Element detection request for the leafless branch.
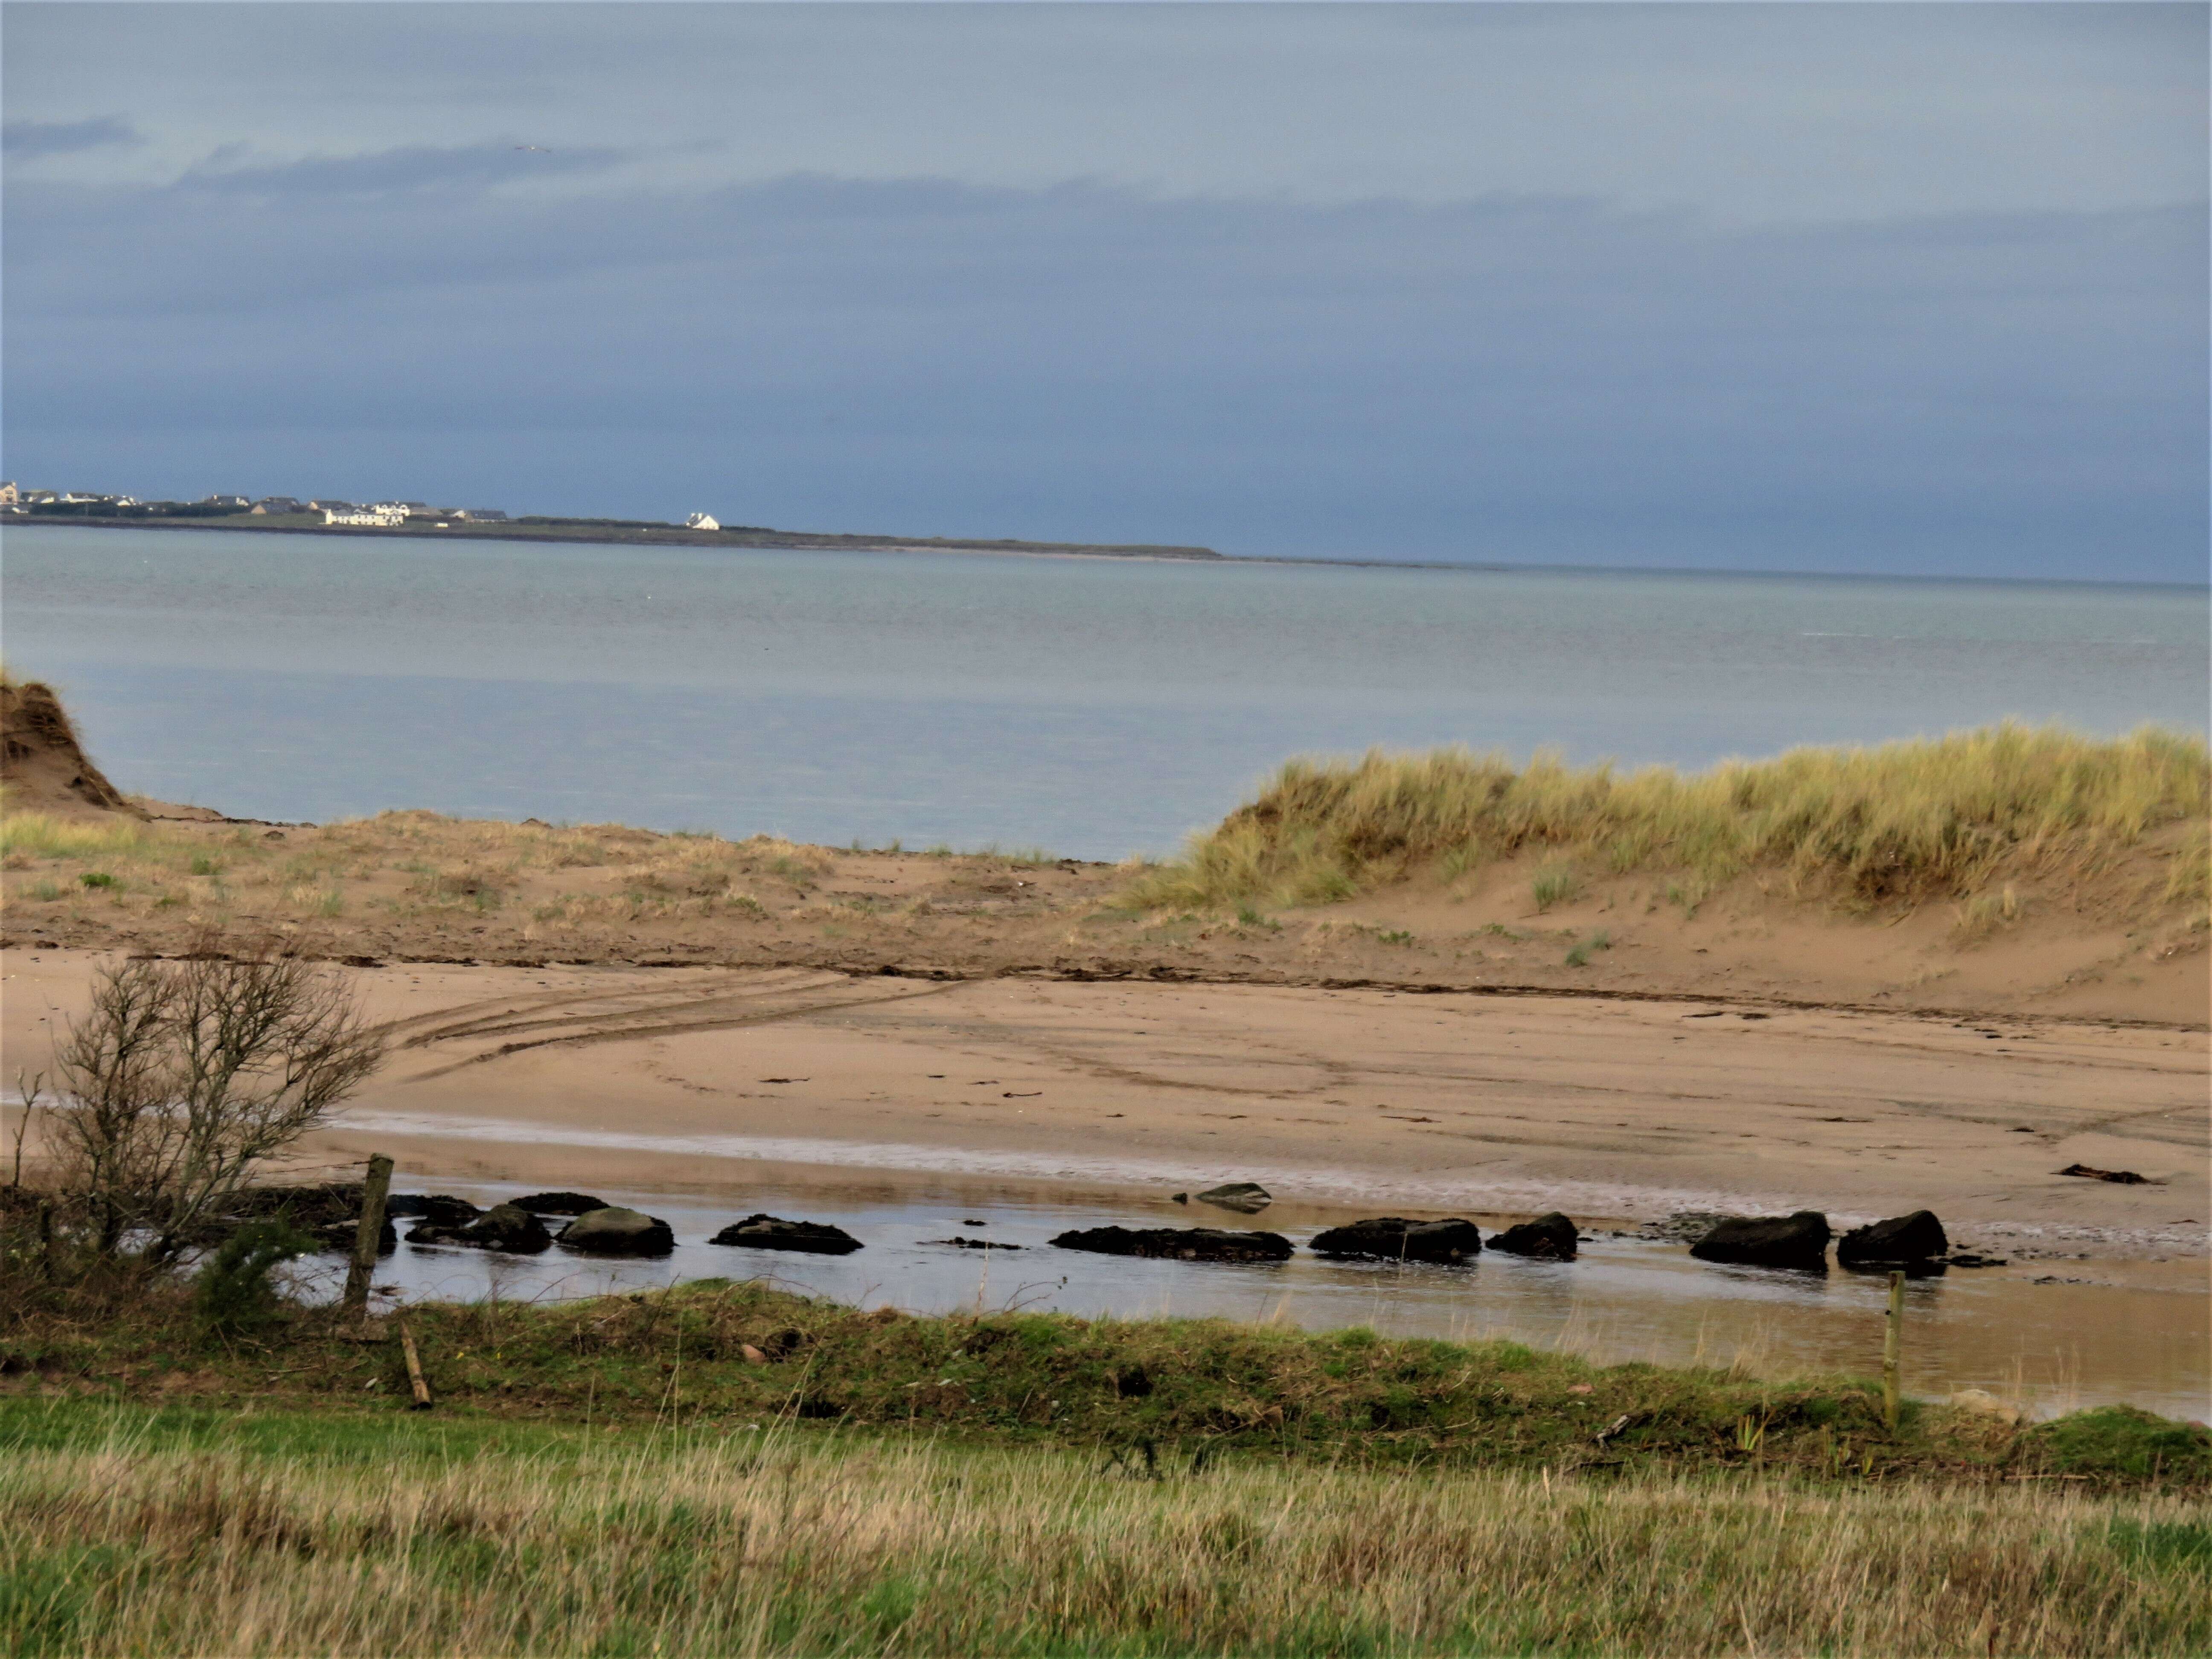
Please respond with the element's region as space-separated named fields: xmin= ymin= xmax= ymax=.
xmin=47 ymin=945 xmax=385 ymax=1264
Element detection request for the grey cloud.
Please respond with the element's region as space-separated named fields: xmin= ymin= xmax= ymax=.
xmin=3 ymin=5 xmax=2203 ymax=223
xmin=1 ymin=115 xmax=141 ymax=158
xmin=6 ymin=170 xmax=2200 ymax=580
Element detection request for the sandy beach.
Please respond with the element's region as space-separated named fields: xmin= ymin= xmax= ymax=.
xmin=7 ymin=946 xmax=2203 ymax=1263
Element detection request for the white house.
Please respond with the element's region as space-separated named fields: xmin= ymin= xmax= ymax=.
xmin=686 ymin=512 xmax=721 ymax=531
xmin=323 ymin=504 xmax=407 ymax=527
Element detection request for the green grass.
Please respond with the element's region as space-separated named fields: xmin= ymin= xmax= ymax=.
xmin=1532 ymin=861 xmax=1578 ymax=911
xmin=1125 ymin=724 xmax=2210 ymax=915
xmin=3 ymin=1274 xmax=2206 ymax=1656
xmin=1 ymin=1391 xmax=2207 ymax=1657
xmin=1565 ymin=929 xmax=1613 ymax=968
xmin=0 ymin=812 xmax=149 ymax=862
xmin=8 ymin=1279 xmax=2203 ymax=1492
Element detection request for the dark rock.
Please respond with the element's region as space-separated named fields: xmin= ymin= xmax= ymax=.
xmin=1690 ymin=1211 xmax=1830 ymax=1270
xmin=407 ymin=1202 xmax=552 ymax=1254
xmin=515 ymin=1190 xmax=610 ymax=1216
xmin=1837 ymin=1210 xmax=1948 ymax=1267
xmin=709 ymin=1214 xmax=864 ymax=1254
xmin=925 ymin=1236 xmax=1023 ymax=1250
xmin=1309 ymin=1217 xmax=1483 ymax=1263
xmin=1193 ymin=1182 xmax=1272 ymax=1214
xmin=1488 ymin=1213 xmax=1580 ymax=1260
xmin=310 ymin=1217 xmax=395 ymax=1255
xmin=1942 ymin=1253 xmax=2008 ymax=1269
xmin=389 ymin=1194 xmax=482 ymax=1227
xmin=1050 ymin=1225 xmax=1294 ymax=1262
xmin=2058 ymin=1164 xmax=2151 ymax=1185
xmin=556 ymin=1206 xmax=674 ymax=1256
xmin=1171 ymin=1193 xmax=1189 ymax=1205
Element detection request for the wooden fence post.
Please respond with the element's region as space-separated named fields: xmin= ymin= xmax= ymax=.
xmin=1882 ymin=1269 xmax=1905 ymax=1433
xmin=397 ymin=1318 xmax=434 ymax=1410
xmin=343 ymin=1153 xmax=394 ymax=1319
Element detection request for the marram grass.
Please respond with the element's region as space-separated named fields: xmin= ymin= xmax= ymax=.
xmin=0 ymin=809 xmax=151 ymax=863
xmin=1127 ymin=723 xmax=2211 ymax=914
xmin=4 ymin=1396 xmax=2210 ymax=1658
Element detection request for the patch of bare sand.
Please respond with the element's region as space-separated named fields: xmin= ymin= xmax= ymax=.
xmin=6 ymin=949 xmax=2203 ymax=1261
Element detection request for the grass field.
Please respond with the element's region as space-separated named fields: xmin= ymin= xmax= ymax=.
xmin=6 ymin=1268 xmax=2209 ymax=1655
xmin=4 ymin=1394 xmax=2209 ymax=1657
xmin=15 ymin=1277 xmax=2210 ymax=1488
xmin=1126 ymin=724 xmax=2211 ymax=918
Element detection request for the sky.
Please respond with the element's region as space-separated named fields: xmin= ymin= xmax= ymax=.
xmin=3 ymin=2 xmax=2206 ymax=581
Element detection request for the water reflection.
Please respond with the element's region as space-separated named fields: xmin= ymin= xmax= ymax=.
xmin=286 ymin=1177 xmax=2208 ymax=1423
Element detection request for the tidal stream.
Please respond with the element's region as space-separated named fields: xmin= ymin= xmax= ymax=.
xmin=286 ymin=1174 xmax=2209 ymax=1423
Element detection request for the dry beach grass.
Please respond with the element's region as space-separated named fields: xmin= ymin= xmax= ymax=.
xmin=4 ymin=1391 xmax=2209 ymax=1657
xmin=1127 ymin=725 xmax=2211 ymax=920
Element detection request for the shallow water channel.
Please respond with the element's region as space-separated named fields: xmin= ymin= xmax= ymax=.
xmin=287 ymin=1173 xmax=2210 ymax=1423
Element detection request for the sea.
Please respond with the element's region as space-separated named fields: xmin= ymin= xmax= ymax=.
xmin=3 ymin=525 xmax=2205 ymax=857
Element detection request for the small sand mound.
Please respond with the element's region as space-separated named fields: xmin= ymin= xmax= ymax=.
xmin=0 ymin=675 xmax=138 ymax=816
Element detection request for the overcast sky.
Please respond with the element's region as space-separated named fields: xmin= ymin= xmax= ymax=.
xmin=5 ymin=3 xmax=2205 ymax=579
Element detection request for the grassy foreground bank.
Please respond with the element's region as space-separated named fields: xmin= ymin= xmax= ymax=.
xmin=1130 ymin=724 xmax=2210 ymax=917
xmin=7 ymin=1278 xmax=2210 ymax=1654
xmin=11 ymin=1279 xmax=2209 ymax=1490
xmin=7 ymin=1395 xmax=2212 ymax=1658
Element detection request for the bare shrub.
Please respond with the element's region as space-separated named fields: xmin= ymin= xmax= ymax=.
xmin=48 ymin=947 xmax=384 ymax=1265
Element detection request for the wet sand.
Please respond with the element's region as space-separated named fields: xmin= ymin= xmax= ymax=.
xmin=7 ymin=949 xmax=2203 ymax=1261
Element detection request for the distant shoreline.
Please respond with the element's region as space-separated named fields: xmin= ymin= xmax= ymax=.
xmin=10 ymin=512 xmax=1225 ymax=562
xmin=12 ymin=514 xmax=2208 ymax=591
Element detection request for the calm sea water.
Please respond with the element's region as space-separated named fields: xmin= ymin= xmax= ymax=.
xmin=4 ymin=526 xmax=2204 ymax=857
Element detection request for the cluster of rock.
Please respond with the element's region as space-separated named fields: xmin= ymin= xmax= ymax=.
xmin=1685 ymin=1208 xmax=1982 ymax=1273
xmin=285 ymin=1173 xmax=1977 ymax=1281
xmin=1051 ymin=1208 xmax=1583 ymax=1265
xmin=371 ymin=1191 xmax=860 ymax=1259
xmin=300 ymin=1172 xmax=1597 ymax=1271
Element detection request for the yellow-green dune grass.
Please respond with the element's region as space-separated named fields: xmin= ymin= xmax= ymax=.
xmin=1127 ymin=724 xmax=2210 ymax=917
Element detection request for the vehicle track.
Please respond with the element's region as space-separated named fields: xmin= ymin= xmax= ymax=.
xmin=393 ymin=977 xmax=969 ymax=1083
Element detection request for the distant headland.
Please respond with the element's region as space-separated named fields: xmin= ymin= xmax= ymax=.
xmin=0 ymin=482 xmax=1222 ymax=561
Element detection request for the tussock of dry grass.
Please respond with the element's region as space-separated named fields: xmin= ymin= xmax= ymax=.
xmin=0 ymin=811 xmax=153 ymax=864
xmin=0 ymin=811 xmax=803 ymax=931
xmin=1129 ymin=724 xmax=2210 ymax=916
xmin=3 ymin=1398 xmax=2208 ymax=1657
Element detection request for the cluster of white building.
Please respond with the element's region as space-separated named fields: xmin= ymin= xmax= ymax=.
xmin=0 ymin=484 xmax=511 ymax=526
xmin=1 ymin=482 xmax=728 ymax=533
